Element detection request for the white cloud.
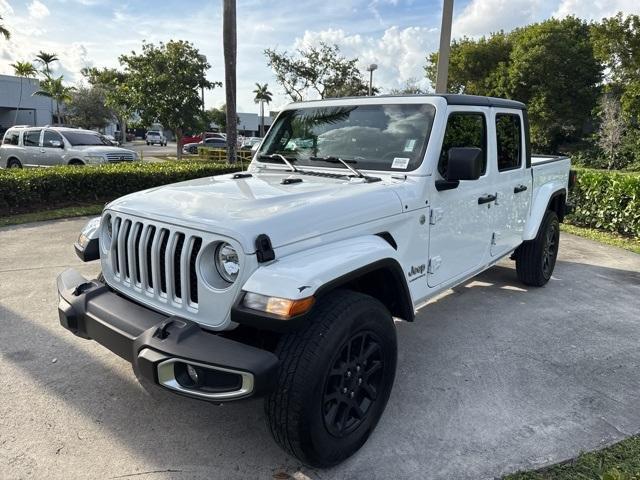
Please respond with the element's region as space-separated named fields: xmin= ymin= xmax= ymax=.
xmin=28 ymin=0 xmax=50 ymax=19
xmin=553 ymin=0 xmax=639 ymax=20
xmin=453 ymin=0 xmax=552 ymax=38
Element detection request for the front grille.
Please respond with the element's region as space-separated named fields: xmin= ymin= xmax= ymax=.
xmin=109 ymin=216 xmax=203 ymax=307
xmin=106 ymin=152 xmax=135 ymax=162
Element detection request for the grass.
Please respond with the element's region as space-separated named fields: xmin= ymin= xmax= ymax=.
xmin=561 ymin=223 xmax=640 ymax=255
xmin=505 ymin=435 xmax=640 ymax=479
xmin=0 ymin=204 xmax=103 ymax=227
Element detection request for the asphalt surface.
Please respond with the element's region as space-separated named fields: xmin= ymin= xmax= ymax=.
xmin=1 ymin=218 xmax=639 ymax=480
xmin=127 ymin=140 xmax=178 ymax=158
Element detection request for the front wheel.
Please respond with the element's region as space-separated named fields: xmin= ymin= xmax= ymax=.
xmin=265 ymin=290 xmax=397 ymax=467
xmin=515 ymin=210 xmax=560 ymax=286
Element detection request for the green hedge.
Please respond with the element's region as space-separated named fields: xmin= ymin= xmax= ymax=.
xmin=568 ymin=168 xmax=640 ymax=238
xmin=0 ymin=162 xmax=241 ymax=216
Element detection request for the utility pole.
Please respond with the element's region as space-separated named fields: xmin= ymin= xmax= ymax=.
xmin=435 ymin=0 xmax=454 ymax=94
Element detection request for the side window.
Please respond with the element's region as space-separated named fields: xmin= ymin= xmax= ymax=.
xmin=3 ymin=131 xmax=19 ymax=145
xmin=24 ymin=129 xmax=42 ymax=147
xmin=495 ymin=114 xmax=522 ymax=171
xmin=438 ymin=113 xmax=487 ymax=178
xmin=43 ymin=130 xmax=63 ymax=148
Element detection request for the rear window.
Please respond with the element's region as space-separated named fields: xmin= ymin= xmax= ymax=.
xmin=495 ymin=114 xmax=522 ymax=171
xmin=3 ymin=131 xmax=20 ymax=145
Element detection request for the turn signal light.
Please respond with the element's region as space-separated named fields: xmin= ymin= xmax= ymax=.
xmin=242 ymin=292 xmax=315 ymax=318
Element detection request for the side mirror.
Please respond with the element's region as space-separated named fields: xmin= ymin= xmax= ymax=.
xmin=447 ymin=147 xmax=483 ymax=181
xmin=50 ymin=140 xmax=63 ymax=148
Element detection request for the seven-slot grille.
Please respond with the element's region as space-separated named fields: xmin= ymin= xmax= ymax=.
xmin=106 ymin=152 xmax=135 ymax=162
xmin=109 ymin=216 xmax=203 ymax=307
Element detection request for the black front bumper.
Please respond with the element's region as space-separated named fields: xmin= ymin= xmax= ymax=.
xmin=56 ymin=269 xmax=278 ymax=402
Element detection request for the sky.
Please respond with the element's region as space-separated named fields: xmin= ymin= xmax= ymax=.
xmin=0 ymin=0 xmax=637 ymax=116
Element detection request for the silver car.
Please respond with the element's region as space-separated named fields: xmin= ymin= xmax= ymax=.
xmin=1 ymin=126 xmax=138 ymax=168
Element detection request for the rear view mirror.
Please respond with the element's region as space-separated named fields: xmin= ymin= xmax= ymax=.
xmin=446 ymin=147 xmax=482 ymax=181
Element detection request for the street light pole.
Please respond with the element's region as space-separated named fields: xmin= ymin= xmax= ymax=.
xmin=435 ymin=0 xmax=454 ymax=94
xmin=367 ymin=63 xmax=378 ymax=96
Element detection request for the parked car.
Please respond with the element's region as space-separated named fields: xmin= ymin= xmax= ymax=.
xmin=1 ymin=126 xmax=138 ymax=167
xmin=146 ymin=130 xmax=167 ymax=146
xmin=114 ymin=131 xmax=136 ymax=142
xmin=101 ymin=134 xmax=120 ymax=146
xmin=182 ymin=137 xmax=227 ymax=154
xmin=240 ymin=137 xmax=262 ymax=150
xmin=182 ymin=132 xmax=225 ymax=145
xmin=58 ymin=94 xmax=573 ymax=467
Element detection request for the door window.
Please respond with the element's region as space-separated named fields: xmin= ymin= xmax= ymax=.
xmin=438 ymin=113 xmax=487 ymax=178
xmin=495 ymin=114 xmax=522 ymax=171
xmin=24 ymin=130 xmax=42 ymax=147
xmin=43 ymin=130 xmax=63 ymax=148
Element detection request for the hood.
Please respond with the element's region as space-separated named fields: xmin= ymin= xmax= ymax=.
xmin=107 ymin=171 xmax=404 ymax=253
xmin=73 ymin=145 xmax=136 ymax=155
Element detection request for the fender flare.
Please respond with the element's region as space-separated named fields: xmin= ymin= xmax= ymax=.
xmin=523 ymin=186 xmax=566 ymax=240
xmin=232 ymin=235 xmax=414 ymax=331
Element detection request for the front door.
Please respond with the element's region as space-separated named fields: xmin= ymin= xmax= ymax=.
xmin=427 ymin=109 xmax=494 ymax=287
xmin=41 ymin=129 xmax=65 ymax=166
xmin=489 ymin=111 xmax=531 ymax=257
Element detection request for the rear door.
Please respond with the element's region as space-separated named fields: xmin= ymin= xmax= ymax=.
xmin=427 ymin=108 xmax=494 ymax=287
xmin=489 ymin=110 xmax=531 ymax=257
xmin=22 ymin=129 xmax=43 ymax=166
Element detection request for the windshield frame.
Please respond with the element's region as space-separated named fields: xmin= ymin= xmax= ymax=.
xmin=253 ymin=99 xmax=437 ymax=173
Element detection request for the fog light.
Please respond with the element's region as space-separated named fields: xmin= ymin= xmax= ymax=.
xmin=187 ymin=364 xmax=199 ymax=384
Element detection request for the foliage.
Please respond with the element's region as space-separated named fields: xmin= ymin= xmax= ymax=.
xmin=32 ymin=75 xmax=75 ymax=125
xmin=591 ymin=13 xmax=640 ymax=122
xmin=596 ymin=96 xmax=627 ymax=169
xmin=0 ymin=14 xmax=9 ymax=40
xmin=253 ymin=82 xmax=272 ymax=136
xmin=82 ymin=67 xmax=134 ymax=138
xmin=265 ymin=42 xmax=372 ymax=102
xmin=223 ymin=0 xmax=238 ymax=163
xmin=10 ymin=61 xmax=38 ymax=124
xmin=117 ymin=40 xmax=219 ymax=158
xmin=34 ymin=51 xmax=59 ymax=77
xmin=0 ymin=162 xmax=241 ymax=216
xmin=66 ymin=85 xmax=114 ymax=130
xmin=505 ymin=435 xmax=640 ymax=479
xmin=425 ymin=17 xmax=601 ymax=152
xmin=568 ymin=168 xmax=640 ymax=237
xmin=388 ymin=78 xmax=427 ymax=95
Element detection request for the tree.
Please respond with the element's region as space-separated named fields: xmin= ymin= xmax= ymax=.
xmin=32 ymin=76 xmax=74 ymax=125
xmin=223 ymin=0 xmax=238 ymax=163
xmin=117 ymin=40 xmax=217 ymax=159
xmin=82 ymin=67 xmax=134 ymax=143
xmin=265 ymin=42 xmax=372 ymax=102
xmin=596 ymin=95 xmax=626 ymax=169
xmin=66 ymin=85 xmax=114 ymax=130
xmin=253 ymin=82 xmax=272 ymax=136
xmin=0 ymin=15 xmax=10 ymax=40
xmin=591 ymin=13 xmax=640 ymax=122
xmin=34 ymin=51 xmax=59 ymax=77
xmin=389 ymin=78 xmax=427 ymax=95
xmin=10 ymin=61 xmax=37 ymax=124
xmin=425 ymin=17 xmax=601 ymax=151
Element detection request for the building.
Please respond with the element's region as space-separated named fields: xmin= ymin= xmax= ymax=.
xmin=0 ymin=74 xmax=53 ymax=131
xmin=236 ymin=112 xmax=274 ymax=137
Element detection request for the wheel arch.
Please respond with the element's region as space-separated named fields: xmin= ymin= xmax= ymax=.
xmin=68 ymin=158 xmax=85 ymax=165
xmin=523 ymin=186 xmax=566 ymax=241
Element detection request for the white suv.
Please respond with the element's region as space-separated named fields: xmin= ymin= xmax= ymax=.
xmin=1 ymin=126 xmax=138 ymax=168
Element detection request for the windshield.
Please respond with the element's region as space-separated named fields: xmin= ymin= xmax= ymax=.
xmin=62 ymin=131 xmax=111 ymax=146
xmin=257 ymin=103 xmax=436 ymax=171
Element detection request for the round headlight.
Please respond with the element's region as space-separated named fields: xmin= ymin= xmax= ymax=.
xmin=215 ymin=243 xmax=239 ymax=283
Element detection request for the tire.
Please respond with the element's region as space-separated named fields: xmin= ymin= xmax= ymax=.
xmin=68 ymin=159 xmax=85 ymax=166
xmin=265 ymin=290 xmax=397 ymax=467
xmin=515 ymin=210 xmax=560 ymax=286
xmin=146 ymin=142 xmax=150 ymax=146
xmin=6 ymin=158 xmax=22 ymax=168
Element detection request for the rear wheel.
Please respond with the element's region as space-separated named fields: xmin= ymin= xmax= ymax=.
xmin=68 ymin=159 xmax=85 ymax=166
xmin=515 ymin=210 xmax=560 ymax=286
xmin=265 ymin=290 xmax=397 ymax=467
xmin=6 ymin=158 xmax=22 ymax=168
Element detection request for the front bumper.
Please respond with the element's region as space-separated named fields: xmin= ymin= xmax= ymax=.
xmin=56 ymin=269 xmax=278 ymax=402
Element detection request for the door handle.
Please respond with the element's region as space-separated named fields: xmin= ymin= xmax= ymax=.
xmin=514 ymin=184 xmax=528 ymax=194
xmin=478 ymin=194 xmax=497 ymax=204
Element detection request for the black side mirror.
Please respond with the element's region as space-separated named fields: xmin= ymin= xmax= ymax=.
xmin=436 ymin=147 xmax=483 ymax=191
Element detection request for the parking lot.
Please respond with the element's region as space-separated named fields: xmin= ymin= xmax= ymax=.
xmin=1 ymin=218 xmax=639 ymax=479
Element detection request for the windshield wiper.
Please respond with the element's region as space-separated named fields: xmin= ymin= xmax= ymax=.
xmin=259 ymin=153 xmax=299 ymax=172
xmin=309 ymin=156 xmax=368 ymax=180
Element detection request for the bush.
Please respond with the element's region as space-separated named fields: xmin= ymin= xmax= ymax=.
xmin=0 ymin=161 xmax=241 ymax=216
xmin=569 ymin=168 xmax=640 ymax=237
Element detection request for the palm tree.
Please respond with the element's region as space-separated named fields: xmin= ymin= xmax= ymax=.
xmin=223 ymin=0 xmax=237 ymax=163
xmin=253 ymin=83 xmax=273 ymax=137
xmin=10 ymin=61 xmax=37 ymax=125
xmin=34 ymin=51 xmax=59 ymax=77
xmin=0 ymin=15 xmax=10 ymax=40
xmin=33 ymin=76 xmax=74 ymax=125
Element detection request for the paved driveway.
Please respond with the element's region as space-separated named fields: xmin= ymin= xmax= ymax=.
xmin=1 ymin=218 xmax=639 ymax=480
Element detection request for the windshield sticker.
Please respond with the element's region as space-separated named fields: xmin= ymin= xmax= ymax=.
xmin=404 ymin=139 xmax=417 ymax=152
xmin=392 ymin=157 xmax=410 ymax=169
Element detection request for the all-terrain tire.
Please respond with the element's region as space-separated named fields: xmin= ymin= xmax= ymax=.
xmin=515 ymin=210 xmax=560 ymax=286
xmin=265 ymin=290 xmax=397 ymax=468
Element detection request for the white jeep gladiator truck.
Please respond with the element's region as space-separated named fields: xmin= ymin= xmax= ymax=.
xmin=57 ymin=94 xmax=574 ymax=467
